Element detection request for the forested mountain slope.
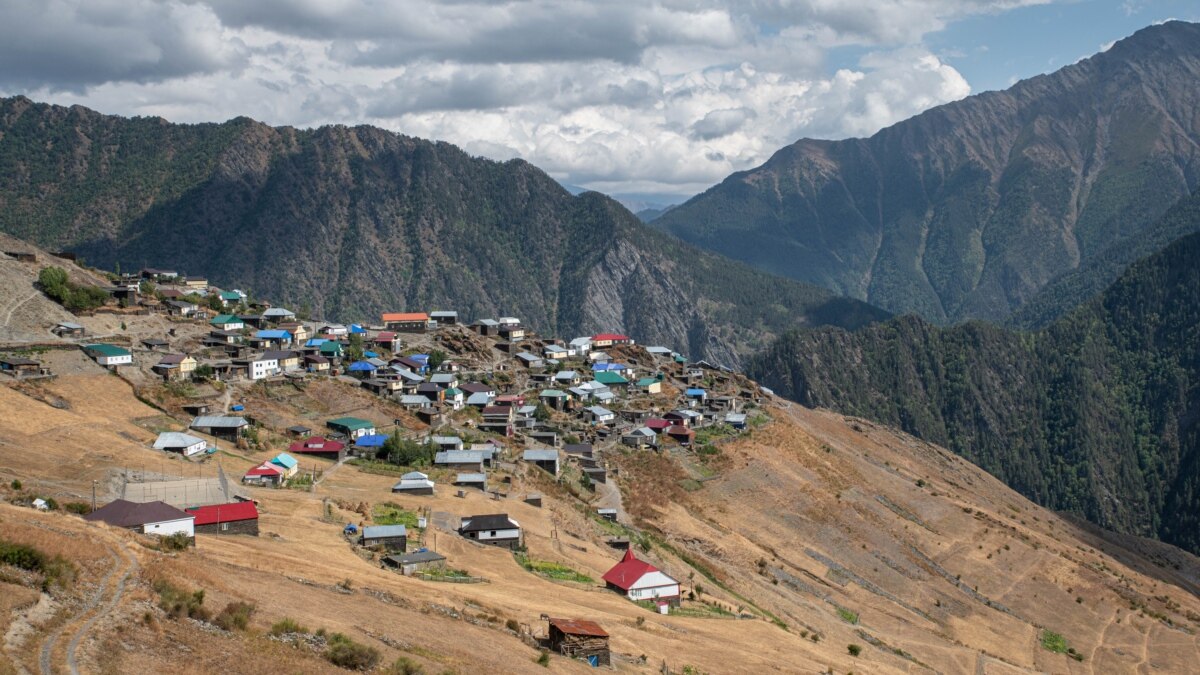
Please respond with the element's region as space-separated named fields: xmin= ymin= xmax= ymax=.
xmin=748 ymin=225 xmax=1200 ymax=554
xmin=0 ymin=96 xmax=886 ymax=365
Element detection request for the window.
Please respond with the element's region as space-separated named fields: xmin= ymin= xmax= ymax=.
xmin=489 ymin=531 xmax=496 ymax=536
xmin=221 ymin=523 xmax=229 ymax=531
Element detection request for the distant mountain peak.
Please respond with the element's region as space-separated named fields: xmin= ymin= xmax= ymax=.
xmin=656 ymin=20 xmax=1200 ymax=325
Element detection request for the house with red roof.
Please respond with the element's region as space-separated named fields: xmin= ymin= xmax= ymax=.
xmin=186 ymin=502 xmax=259 ymax=536
xmin=591 ymin=333 xmax=633 ymax=348
xmin=601 ymin=550 xmax=681 ymax=610
xmin=288 ymin=436 xmax=347 ymax=460
xmin=644 ymin=418 xmax=672 ymax=432
xmin=242 ymin=463 xmax=284 ymax=486
xmin=372 ymin=331 xmax=401 ymax=351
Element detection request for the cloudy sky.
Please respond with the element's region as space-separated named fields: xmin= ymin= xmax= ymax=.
xmin=1 ymin=1 xmax=1195 ymax=206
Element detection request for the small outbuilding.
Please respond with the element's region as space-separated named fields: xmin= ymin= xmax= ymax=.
xmin=523 ymin=448 xmax=560 ymax=475
xmin=547 ymin=618 xmax=610 ymax=667
xmin=360 ymin=525 xmax=408 ymax=551
xmin=392 ymin=471 xmax=436 ymax=495
xmin=383 ymin=550 xmax=447 ymax=575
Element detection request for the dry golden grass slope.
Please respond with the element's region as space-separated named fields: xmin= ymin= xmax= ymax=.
xmin=2 ymin=369 xmax=1200 ymax=674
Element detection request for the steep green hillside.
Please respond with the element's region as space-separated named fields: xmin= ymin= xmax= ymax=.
xmin=0 ymin=96 xmax=887 ymax=365
xmin=656 ymin=21 xmax=1200 ymax=324
xmin=748 ymin=227 xmax=1200 ymax=554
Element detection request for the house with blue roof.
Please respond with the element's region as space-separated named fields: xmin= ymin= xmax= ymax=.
xmin=347 ymin=360 xmax=378 ymax=377
xmin=255 ymin=329 xmax=293 ymax=348
xmin=685 ymin=388 xmax=708 ymax=407
xmin=270 ymin=452 xmax=299 ymax=478
xmin=355 ymin=434 xmax=389 ymax=450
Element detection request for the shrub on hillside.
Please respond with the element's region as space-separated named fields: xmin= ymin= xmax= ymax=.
xmin=158 ymin=532 xmax=192 ymax=551
xmin=0 ymin=539 xmax=74 ymax=590
xmin=154 ymin=580 xmax=209 ymax=621
xmin=324 ymin=633 xmax=380 ymax=671
xmin=214 ymin=601 xmax=256 ymax=631
xmin=270 ymin=617 xmax=308 ymax=636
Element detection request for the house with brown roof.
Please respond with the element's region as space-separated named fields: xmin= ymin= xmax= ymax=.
xmin=85 ymin=499 xmax=194 ymax=538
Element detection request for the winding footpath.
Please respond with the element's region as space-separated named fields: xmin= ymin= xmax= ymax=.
xmin=38 ymin=543 xmax=138 ymax=675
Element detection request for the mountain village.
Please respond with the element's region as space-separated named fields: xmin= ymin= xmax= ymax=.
xmin=1 ymin=253 xmax=774 ymax=670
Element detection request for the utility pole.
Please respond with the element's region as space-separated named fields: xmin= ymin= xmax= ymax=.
xmin=91 ymin=480 xmax=97 ymax=512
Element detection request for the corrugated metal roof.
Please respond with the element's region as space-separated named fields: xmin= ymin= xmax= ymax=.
xmin=523 ymin=449 xmax=558 ymax=461
xmin=362 ymin=525 xmax=407 ymax=539
xmin=548 ymin=618 xmax=609 ymax=638
xmin=191 ymin=416 xmax=248 ymax=428
xmin=455 ymin=473 xmax=487 ymax=482
xmin=436 ymin=450 xmax=485 ymax=464
xmin=153 ymin=432 xmax=206 ymax=449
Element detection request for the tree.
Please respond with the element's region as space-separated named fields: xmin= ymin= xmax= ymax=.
xmin=206 ymin=294 xmax=223 ymax=311
xmin=346 ymin=333 xmax=365 ymax=362
xmin=428 ymin=349 xmax=447 ymax=369
xmin=534 ymin=403 xmax=551 ymax=422
xmin=382 ymin=430 xmax=429 ymax=466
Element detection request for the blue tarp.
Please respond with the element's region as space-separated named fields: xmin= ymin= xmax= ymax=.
xmin=355 ymin=434 xmax=388 ymax=447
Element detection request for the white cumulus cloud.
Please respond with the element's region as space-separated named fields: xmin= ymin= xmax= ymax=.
xmin=0 ymin=0 xmax=1051 ymax=198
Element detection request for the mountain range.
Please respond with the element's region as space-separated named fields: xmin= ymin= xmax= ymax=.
xmin=0 ymin=96 xmax=885 ymax=365
xmin=654 ymin=21 xmax=1200 ymax=326
xmin=747 ymin=191 xmax=1200 ymax=554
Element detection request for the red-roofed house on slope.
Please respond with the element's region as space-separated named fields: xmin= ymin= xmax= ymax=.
xmin=591 ymin=333 xmax=633 ymax=348
xmin=288 ymin=436 xmax=347 ymax=461
xmin=601 ymin=550 xmax=680 ymax=610
xmin=242 ymin=463 xmax=284 ymax=486
xmin=186 ymin=502 xmax=259 ymax=536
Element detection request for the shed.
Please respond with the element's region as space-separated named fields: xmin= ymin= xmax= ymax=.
xmin=523 ymin=448 xmax=560 ymax=475
xmin=547 ymin=618 xmax=610 ymax=667
xmin=190 ymin=415 xmax=248 ymax=441
xmin=454 ymin=473 xmax=488 ymax=491
xmin=392 ymin=471 xmax=435 ymax=495
xmin=436 ymin=450 xmax=486 ymax=472
xmin=360 ymin=525 xmax=408 ymax=551
xmin=383 ymin=550 xmax=447 ymax=575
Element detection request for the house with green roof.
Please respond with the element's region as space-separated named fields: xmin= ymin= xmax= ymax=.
xmin=443 ymin=387 xmax=465 ymax=409
xmin=326 ymin=416 xmax=376 ymax=439
xmin=83 ymin=343 xmax=132 ymax=367
xmin=594 ymin=371 xmax=629 ymax=386
xmin=210 ymin=314 xmax=244 ymax=330
xmin=636 ymin=377 xmax=662 ymax=394
xmin=539 ymin=388 xmax=571 ymax=410
xmin=319 ymin=341 xmax=344 ymax=358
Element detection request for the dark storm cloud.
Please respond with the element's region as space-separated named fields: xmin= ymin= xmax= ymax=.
xmin=0 ymin=0 xmax=245 ymax=91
